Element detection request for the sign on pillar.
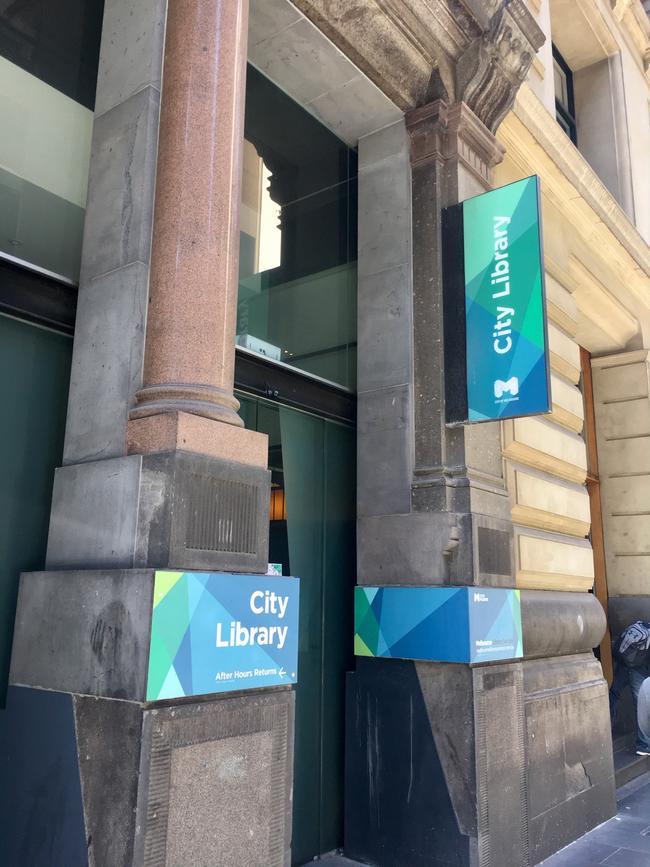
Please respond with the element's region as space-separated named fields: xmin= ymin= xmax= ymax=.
xmin=443 ymin=175 xmax=551 ymax=424
xmin=354 ymin=586 xmax=523 ymax=664
xmin=146 ymin=571 xmax=300 ymax=700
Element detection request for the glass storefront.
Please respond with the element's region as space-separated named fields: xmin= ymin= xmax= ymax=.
xmin=238 ymin=65 xmax=358 ymax=390
xmin=237 ymin=64 xmax=359 ymax=864
xmin=0 ymin=1 xmax=104 ymax=283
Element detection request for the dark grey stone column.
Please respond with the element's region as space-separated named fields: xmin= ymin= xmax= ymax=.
xmin=347 ymin=98 xmax=615 ymax=867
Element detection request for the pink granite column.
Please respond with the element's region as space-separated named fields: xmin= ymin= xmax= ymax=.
xmin=130 ymin=0 xmax=249 ymax=430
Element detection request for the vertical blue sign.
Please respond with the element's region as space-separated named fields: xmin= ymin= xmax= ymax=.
xmin=444 ymin=175 xmax=551 ymax=423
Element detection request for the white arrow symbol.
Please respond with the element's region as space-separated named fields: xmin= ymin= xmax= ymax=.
xmin=279 ymin=668 xmax=286 ymax=678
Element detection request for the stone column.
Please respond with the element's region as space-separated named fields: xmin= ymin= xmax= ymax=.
xmin=347 ymin=96 xmax=614 ymax=867
xmin=4 ymin=2 xmax=295 ymax=865
xmin=129 ymin=0 xmax=246 ymax=431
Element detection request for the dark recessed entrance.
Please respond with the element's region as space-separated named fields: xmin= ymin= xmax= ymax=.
xmin=237 ymin=391 xmax=356 ymax=865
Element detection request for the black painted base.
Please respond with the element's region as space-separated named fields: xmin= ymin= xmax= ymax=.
xmin=344 ymin=654 xmax=616 ymax=867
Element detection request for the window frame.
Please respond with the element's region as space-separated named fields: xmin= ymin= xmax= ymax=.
xmin=552 ymin=45 xmax=578 ymax=146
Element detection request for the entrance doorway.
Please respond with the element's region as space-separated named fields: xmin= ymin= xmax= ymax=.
xmin=239 ymin=394 xmax=356 ymax=865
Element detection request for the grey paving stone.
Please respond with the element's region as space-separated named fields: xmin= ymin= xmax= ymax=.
xmin=538 ymin=775 xmax=650 ymax=865
xmin=602 ymin=849 xmax=650 ymax=866
xmin=540 ymin=840 xmax=619 ymax=865
xmin=587 ymin=817 xmax=650 ymax=854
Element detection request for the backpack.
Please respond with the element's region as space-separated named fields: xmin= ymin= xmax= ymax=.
xmin=615 ymin=620 xmax=650 ymax=668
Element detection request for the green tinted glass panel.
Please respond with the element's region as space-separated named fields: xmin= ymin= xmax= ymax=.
xmin=237 ymin=392 xmax=356 ymax=863
xmin=0 ymin=315 xmax=71 ymax=703
xmin=0 ymin=1 xmax=104 ymax=282
xmin=238 ymin=66 xmax=357 ymax=390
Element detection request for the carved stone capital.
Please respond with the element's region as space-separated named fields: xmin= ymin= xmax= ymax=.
xmin=407 ymin=99 xmax=504 ymax=184
xmin=454 ymin=0 xmax=545 ymax=131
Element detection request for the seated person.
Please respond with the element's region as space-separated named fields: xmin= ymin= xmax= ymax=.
xmin=609 ymin=620 xmax=650 ymax=756
xmin=638 ymin=678 xmax=650 ymax=748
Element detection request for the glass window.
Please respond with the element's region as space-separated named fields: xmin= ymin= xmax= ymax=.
xmin=0 ymin=1 xmax=104 ymax=283
xmin=552 ymin=45 xmax=577 ymax=145
xmin=237 ymin=65 xmax=358 ymax=391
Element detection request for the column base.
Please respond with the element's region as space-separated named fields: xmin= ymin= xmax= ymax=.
xmin=47 ymin=449 xmax=270 ymax=574
xmin=344 ymin=653 xmax=615 ymax=867
xmin=126 ymin=411 xmax=266 ymax=465
xmin=130 ymin=383 xmax=244 ymax=428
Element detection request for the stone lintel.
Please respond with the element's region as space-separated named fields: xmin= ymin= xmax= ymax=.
xmin=590 ymin=348 xmax=650 ymax=367
xmin=126 ymin=411 xmax=268 ymax=468
xmin=292 ymin=0 xmax=543 ymax=128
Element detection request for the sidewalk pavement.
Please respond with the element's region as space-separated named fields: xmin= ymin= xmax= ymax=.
xmin=303 ymin=773 xmax=650 ymax=867
xmin=539 ymin=772 xmax=650 ymax=867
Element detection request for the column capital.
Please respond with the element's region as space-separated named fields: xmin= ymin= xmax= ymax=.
xmin=442 ymin=0 xmax=545 ymax=132
xmin=406 ymin=99 xmax=505 ymax=185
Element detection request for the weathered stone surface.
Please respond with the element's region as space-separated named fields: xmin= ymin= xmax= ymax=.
xmin=64 ymin=0 xmax=164 ymax=465
xmin=46 ymin=451 xmax=271 ymax=574
xmin=74 ymin=696 xmax=143 ymax=867
xmin=47 ymin=455 xmax=143 ymax=570
xmin=345 ymin=659 xmax=474 ymax=867
xmin=63 ymin=263 xmax=149 ymax=464
xmin=345 ymin=651 xmax=615 ymax=867
xmin=94 ymin=0 xmax=166 ymax=118
xmin=80 ymin=86 xmax=159 ymax=284
xmin=521 ymin=590 xmax=607 ymax=658
xmin=357 ymin=385 xmax=412 ymax=517
xmin=294 ymin=0 xmax=544 ymax=129
xmin=524 ymin=654 xmax=616 ymax=864
xmin=10 ymin=570 xmax=153 ymax=700
xmin=134 ymin=691 xmax=294 ymax=867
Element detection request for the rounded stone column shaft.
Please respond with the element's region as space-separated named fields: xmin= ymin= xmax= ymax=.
xmin=131 ymin=0 xmax=249 ymax=426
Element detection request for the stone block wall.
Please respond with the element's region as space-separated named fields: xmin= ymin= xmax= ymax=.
xmin=592 ymin=350 xmax=650 ymax=627
xmin=502 ymin=271 xmax=594 ymax=593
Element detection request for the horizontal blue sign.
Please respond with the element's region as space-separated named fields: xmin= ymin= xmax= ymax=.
xmin=355 ymin=586 xmax=522 ymax=664
xmin=147 ymin=571 xmax=300 ymax=700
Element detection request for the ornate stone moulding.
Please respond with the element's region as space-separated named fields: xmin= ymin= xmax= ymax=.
xmin=293 ymin=0 xmax=544 ymax=130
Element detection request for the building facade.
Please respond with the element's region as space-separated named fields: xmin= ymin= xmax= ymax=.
xmin=0 ymin=1 xmax=649 ymax=866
